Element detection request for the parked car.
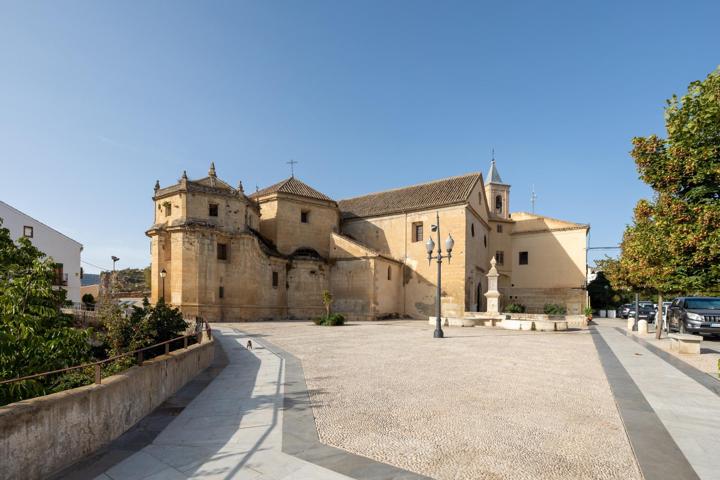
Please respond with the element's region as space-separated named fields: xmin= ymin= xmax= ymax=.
xmin=649 ymin=302 xmax=672 ymax=323
xmin=629 ymin=304 xmax=656 ymax=322
xmin=667 ymin=297 xmax=720 ymax=335
xmin=618 ymin=304 xmax=632 ymax=319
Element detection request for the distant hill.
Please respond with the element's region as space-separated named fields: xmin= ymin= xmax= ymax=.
xmin=101 ymin=267 xmax=150 ymax=294
xmin=81 ymin=273 xmax=101 ymax=286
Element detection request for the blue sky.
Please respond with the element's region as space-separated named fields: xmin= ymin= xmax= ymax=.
xmin=1 ymin=1 xmax=718 ymax=272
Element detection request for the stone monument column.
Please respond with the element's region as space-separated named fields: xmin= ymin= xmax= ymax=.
xmin=484 ymin=257 xmax=502 ymax=314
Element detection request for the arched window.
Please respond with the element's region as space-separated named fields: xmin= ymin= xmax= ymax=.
xmin=387 ymin=266 xmax=392 ymax=281
xmin=495 ymin=195 xmax=503 ymax=214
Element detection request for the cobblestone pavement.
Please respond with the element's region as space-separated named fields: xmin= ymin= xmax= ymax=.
xmin=229 ymin=321 xmax=641 ymax=480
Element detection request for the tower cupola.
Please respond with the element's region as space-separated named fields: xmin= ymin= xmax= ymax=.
xmin=484 ymin=153 xmax=511 ymax=219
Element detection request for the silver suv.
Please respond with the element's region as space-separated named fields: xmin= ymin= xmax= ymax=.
xmin=667 ymin=297 xmax=720 ymax=335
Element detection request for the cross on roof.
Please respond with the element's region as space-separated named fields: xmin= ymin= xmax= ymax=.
xmin=287 ymin=159 xmax=298 ymax=177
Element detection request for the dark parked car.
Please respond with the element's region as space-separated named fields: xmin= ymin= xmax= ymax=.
xmin=629 ymin=304 xmax=656 ymax=322
xmin=667 ymin=297 xmax=720 ymax=335
xmin=617 ymin=304 xmax=632 ymax=319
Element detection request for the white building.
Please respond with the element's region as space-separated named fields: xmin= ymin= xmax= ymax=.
xmin=0 ymin=201 xmax=83 ymax=303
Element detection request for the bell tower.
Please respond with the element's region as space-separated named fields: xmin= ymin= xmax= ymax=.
xmin=484 ymin=154 xmax=511 ymax=219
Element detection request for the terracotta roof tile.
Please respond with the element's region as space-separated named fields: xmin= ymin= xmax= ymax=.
xmin=250 ymin=177 xmax=334 ymax=202
xmin=339 ymin=173 xmax=481 ymax=219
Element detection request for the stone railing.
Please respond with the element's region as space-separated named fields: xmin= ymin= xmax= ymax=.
xmin=0 ymin=332 xmax=215 ymax=480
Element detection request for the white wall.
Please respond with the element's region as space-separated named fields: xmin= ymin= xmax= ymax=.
xmin=0 ymin=201 xmax=83 ymax=303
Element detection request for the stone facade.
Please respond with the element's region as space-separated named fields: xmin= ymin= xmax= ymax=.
xmin=147 ymin=161 xmax=589 ymax=321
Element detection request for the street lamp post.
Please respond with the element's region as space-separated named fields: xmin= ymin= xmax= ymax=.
xmin=109 ymin=256 xmax=120 ymax=296
xmin=160 ymin=268 xmax=167 ymax=302
xmin=426 ymin=211 xmax=454 ymax=338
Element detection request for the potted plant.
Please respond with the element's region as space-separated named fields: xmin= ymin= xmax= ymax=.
xmin=583 ymin=306 xmax=593 ymax=324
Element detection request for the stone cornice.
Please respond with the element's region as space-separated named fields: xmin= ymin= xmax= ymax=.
xmin=154 ymin=182 xmax=259 ymax=211
xmin=255 ymin=191 xmax=338 ymax=209
xmin=511 ymin=225 xmax=589 ymax=235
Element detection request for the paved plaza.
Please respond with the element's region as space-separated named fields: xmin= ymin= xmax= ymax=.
xmin=228 ymin=321 xmax=640 ymax=480
xmin=60 ymin=319 xmax=720 ymax=480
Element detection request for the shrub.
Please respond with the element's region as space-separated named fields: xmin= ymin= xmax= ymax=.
xmin=544 ymin=303 xmax=567 ymax=315
xmin=505 ymin=303 xmax=526 ymax=313
xmin=313 ymin=313 xmax=345 ymax=326
xmin=82 ymin=293 xmax=96 ymax=310
xmin=325 ymin=313 xmax=345 ymax=326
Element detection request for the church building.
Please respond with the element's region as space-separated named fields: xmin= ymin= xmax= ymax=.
xmin=147 ymin=161 xmax=589 ymax=322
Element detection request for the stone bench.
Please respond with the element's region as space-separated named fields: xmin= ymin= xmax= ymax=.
xmin=533 ymin=320 xmax=568 ymax=332
xmin=669 ymin=333 xmax=702 ymax=354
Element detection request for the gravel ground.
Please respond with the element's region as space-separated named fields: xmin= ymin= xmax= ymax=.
xmin=226 ymin=321 xmax=641 ymax=480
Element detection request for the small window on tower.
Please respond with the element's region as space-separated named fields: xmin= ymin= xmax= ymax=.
xmin=23 ymin=226 xmax=33 ymax=238
xmin=301 ymin=211 xmax=309 ymax=223
xmin=209 ymin=203 xmax=219 ymax=217
xmin=496 ymin=251 xmax=505 ymax=265
xmin=495 ymin=195 xmax=503 ymax=214
xmin=497 ymin=224 xmax=503 ymax=233
xmin=387 ymin=266 xmax=392 ymax=281
xmin=219 ymin=286 xmax=224 ymax=298
xmin=519 ymin=251 xmax=529 ymax=265
xmin=471 ymin=223 xmax=475 ymax=237
xmin=164 ymin=202 xmax=172 ymax=217
xmin=272 ymin=271 xmax=279 ymax=287
xmin=217 ymin=243 xmax=228 ymax=260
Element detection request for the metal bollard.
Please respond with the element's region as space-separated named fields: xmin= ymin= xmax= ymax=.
xmin=94 ymin=364 xmax=102 ymax=384
xmin=165 ymin=342 xmax=170 ymax=355
xmin=137 ymin=350 xmax=144 ymax=366
xmin=183 ymin=336 xmax=188 ymax=349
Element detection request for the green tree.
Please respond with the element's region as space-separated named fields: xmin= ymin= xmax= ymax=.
xmin=613 ymin=68 xmax=720 ymax=337
xmin=0 ymin=220 xmax=92 ymax=405
xmin=103 ymin=297 xmax=188 ymax=357
xmin=586 ymin=271 xmax=627 ymax=310
xmin=321 ymin=290 xmax=333 ymax=319
xmin=82 ymin=293 xmax=96 ymax=309
xmin=621 ymin=68 xmax=720 ymax=295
